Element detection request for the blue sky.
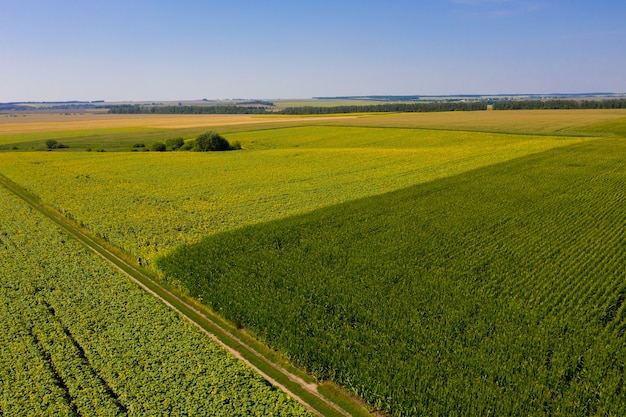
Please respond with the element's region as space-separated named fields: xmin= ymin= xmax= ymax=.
xmin=1 ymin=0 xmax=624 ymax=101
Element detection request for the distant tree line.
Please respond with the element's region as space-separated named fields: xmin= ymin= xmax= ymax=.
xmin=0 ymin=102 xmax=99 ymax=111
xmin=107 ymin=99 xmax=626 ymax=115
xmin=108 ymin=101 xmax=487 ymax=115
xmin=314 ymin=95 xmax=423 ymax=101
xmin=0 ymin=103 xmax=30 ymax=111
xmin=280 ymin=101 xmax=488 ymax=114
xmin=107 ymin=105 xmax=269 ymax=114
xmin=235 ymin=100 xmax=275 ymax=106
xmin=493 ymin=99 xmax=626 ymax=110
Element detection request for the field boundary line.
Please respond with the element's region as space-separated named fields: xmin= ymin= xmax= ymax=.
xmin=0 ymin=173 xmax=356 ymax=417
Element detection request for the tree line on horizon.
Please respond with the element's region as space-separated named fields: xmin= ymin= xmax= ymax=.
xmin=107 ymin=101 xmax=488 ymax=115
xmin=279 ymin=101 xmax=488 ymax=114
xmin=107 ymin=104 xmax=269 ymax=114
xmin=492 ymin=99 xmax=626 ymax=110
xmin=107 ymin=99 xmax=626 ymax=115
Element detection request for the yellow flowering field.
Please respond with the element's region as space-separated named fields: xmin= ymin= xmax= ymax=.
xmin=0 ymin=125 xmax=592 ymax=260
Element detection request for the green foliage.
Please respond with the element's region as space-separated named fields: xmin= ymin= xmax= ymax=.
xmin=108 ymin=104 xmax=269 ymax=114
xmin=281 ymin=101 xmax=488 ymax=114
xmin=45 ymin=139 xmax=68 ymax=149
xmin=193 ymin=131 xmax=233 ymax=151
xmin=150 ymin=142 xmax=167 ymax=152
xmin=0 ymin=187 xmax=311 ymax=416
xmin=493 ymin=99 xmax=626 ymax=110
xmin=165 ymin=137 xmax=185 ymax=150
xmin=106 ymin=101 xmax=489 ymax=115
xmin=180 ymin=141 xmax=194 ymax=151
xmin=157 ymin=138 xmax=626 ymax=416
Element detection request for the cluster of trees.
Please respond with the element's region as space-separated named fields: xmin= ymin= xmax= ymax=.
xmin=146 ymin=132 xmax=240 ymax=152
xmin=108 ymin=105 xmax=269 ymax=114
xmin=1 ymin=101 xmax=99 ymax=111
xmin=493 ymin=99 xmax=626 ymax=110
xmin=109 ymin=99 xmax=626 ymax=115
xmin=314 ymin=95 xmax=423 ymax=101
xmin=109 ymin=101 xmax=488 ymax=115
xmin=281 ymin=101 xmax=488 ymax=114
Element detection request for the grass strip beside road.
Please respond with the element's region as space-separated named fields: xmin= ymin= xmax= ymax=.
xmin=0 ymin=173 xmax=368 ymax=417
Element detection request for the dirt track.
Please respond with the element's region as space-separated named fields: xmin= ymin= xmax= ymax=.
xmin=0 ymin=173 xmax=356 ymax=417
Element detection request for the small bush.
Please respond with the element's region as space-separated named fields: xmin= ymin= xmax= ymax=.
xmin=193 ymin=131 xmax=236 ymax=152
xmin=180 ymin=142 xmax=194 ymax=151
xmin=151 ymin=142 xmax=167 ymax=152
xmin=165 ymin=137 xmax=185 ymax=150
xmin=132 ymin=143 xmax=146 ymax=148
xmin=45 ymin=139 xmax=68 ymax=150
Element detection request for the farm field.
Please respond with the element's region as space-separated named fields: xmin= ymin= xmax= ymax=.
xmin=1 ymin=109 xmax=626 ymax=416
xmin=0 ymin=112 xmax=359 ymax=134
xmin=0 ymin=125 xmax=595 ymax=261
xmin=2 ymin=109 xmax=625 ymax=150
xmin=158 ymin=137 xmax=626 ymax=415
xmin=0 ymin=186 xmax=310 ymax=416
xmin=0 ymin=112 xmax=359 ymax=149
xmin=318 ymin=109 xmax=626 ymax=136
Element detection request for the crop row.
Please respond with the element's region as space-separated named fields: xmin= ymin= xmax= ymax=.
xmin=157 ymin=138 xmax=626 ymax=416
xmin=0 ymin=187 xmax=310 ymax=416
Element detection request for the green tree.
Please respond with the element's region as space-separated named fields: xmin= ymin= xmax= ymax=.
xmin=45 ymin=139 xmax=59 ymax=149
xmin=193 ymin=132 xmax=232 ymax=151
xmin=45 ymin=139 xmax=68 ymax=150
xmin=165 ymin=137 xmax=185 ymax=150
xmin=150 ymin=142 xmax=167 ymax=152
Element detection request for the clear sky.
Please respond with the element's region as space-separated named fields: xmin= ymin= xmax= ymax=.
xmin=1 ymin=0 xmax=625 ymax=101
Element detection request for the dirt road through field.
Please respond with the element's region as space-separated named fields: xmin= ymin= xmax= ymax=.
xmin=0 ymin=173 xmax=357 ymax=417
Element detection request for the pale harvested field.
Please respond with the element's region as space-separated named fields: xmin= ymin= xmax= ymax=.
xmin=0 ymin=112 xmax=358 ymax=134
xmin=327 ymin=109 xmax=626 ymax=135
xmin=1 ymin=109 xmax=624 ymax=138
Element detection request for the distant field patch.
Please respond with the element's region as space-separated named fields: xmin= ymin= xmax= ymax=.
xmin=578 ymin=116 xmax=626 ymax=136
xmin=328 ymin=109 xmax=626 ymax=135
xmin=0 ymin=127 xmax=153 ymax=146
xmin=0 ymin=112 xmax=358 ymax=134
